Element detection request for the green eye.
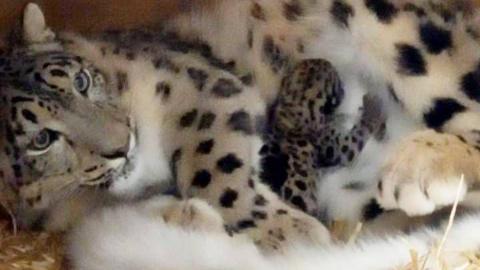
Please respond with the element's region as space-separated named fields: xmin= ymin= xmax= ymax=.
xmin=31 ymin=129 xmax=58 ymax=151
xmin=73 ymin=70 xmax=91 ymax=94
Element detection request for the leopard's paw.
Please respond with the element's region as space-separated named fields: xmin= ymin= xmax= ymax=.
xmin=376 ymin=130 xmax=475 ymax=216
xmin=249 ymin=207 xmax=330 ymax=253
xmin=142 ymin=197 xmax=225 ymax=232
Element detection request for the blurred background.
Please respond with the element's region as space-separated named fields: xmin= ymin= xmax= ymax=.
xmin=0 ymin=0 xmax=213 ymax=46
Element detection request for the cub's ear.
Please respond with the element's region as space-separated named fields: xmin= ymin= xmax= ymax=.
xmin=22 ymin=3 xmax=57 ymax=45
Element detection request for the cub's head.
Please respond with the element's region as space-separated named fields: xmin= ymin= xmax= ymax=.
xmin=0 ymin=3 xmax=132 ymax=228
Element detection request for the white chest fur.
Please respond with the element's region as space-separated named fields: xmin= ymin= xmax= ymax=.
xmin=108 ymin=66 xmax=173 ymax=198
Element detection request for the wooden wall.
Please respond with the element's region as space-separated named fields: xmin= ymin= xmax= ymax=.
xmin=0 ymin=0 xmax=188 ymax=46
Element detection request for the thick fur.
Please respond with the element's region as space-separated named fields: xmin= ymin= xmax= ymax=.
xmin=168 ymin=0 xmax=480 ymax=223
xmin=69 ymin=198 xmax=480 ymax=270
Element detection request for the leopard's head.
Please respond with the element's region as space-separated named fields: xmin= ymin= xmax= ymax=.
xmin=0 ymin=3 xmax=133 ymax=228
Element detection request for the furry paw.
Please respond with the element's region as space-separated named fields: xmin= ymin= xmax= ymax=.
xmin=141 ymin=197 xmax=225 ymax=232
xmin=376 ymin=130 xmax=477 ymax=216
xmin=249 ymin=207 xmax=331 ymax=254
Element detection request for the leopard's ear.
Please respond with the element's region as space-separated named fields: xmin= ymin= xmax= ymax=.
xmin=22 ymin=3 xmax=61 ymax=50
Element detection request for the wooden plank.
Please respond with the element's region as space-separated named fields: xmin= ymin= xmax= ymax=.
xmin=0 ymin=0 xmax=187 ymax=43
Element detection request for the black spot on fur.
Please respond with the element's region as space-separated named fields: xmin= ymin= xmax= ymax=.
xmin=21 ymin=109 xmax=38 ymax=124
xmin=283 ymin=0 xmax=303 ymax=21
xmin=196 ymin=139 xmax=215 ymax=154
xmin=364 ymin=0 xmax=398 ymax=23
xmin=237 ymin=219 xmax=256 ymax=230
xmin=228 ymin=110 xmax=253 ymax=135
xmin=217 ymin=153 xmax=243 ymax=173
xmin=295 ymin=180 xmax=307 ymax=191
xmin=252 ymin=210 xmax=268 ymax=220
xmin=396 ymin=44 xmax=427 ymax=76
xmin=170 ymin=148 xmax=182 ymax=181
xmin=461 ymin=66 xmax=480 ymax=103
xmin=330 ymin=1 xmax=354 ymax=28
xmin=187 ymin=67 xmax=209 ymax=91
xmin=179 ymin=109 xmax=198 ymax=128
xmin=198 ymin=112 xmax=216 ymax=130
xmin=211 ymin=78 xmax=242 ymax=98
xmin=403 ymin=3 xmax=426 ymax=17
xmin=155 ymin=81 xmax=171 ymax=100
xmin=116 ymin=71 xmax=129 ymax=93
xmin=291 ymin=196 xmax=307 ymax=212
xmin=394 ymin=187 xmax=400 ymax=202
xmin=276 ymin=209 xmax=288 ymax=215
xmin=377 ymin=180 xmax=383 ymax=193
xmin=259 ymin=146 xmax=289 ymax=194
xmin=240 ymin=73 xmax=254 ymax=86
xmin=84 ymin=166 xmax=98 ymax=173
xmin=248 ymin=179 xmax=255 ymax=189
xmin=50 ymin=69 xmax=68 ymax=77
xmin=152 ymin=57 xmax=179 ymax=73
xmin=192 ymin=170 xmax=212 ymax=188
xmin=254 ymin=194 xmax=268 ymax=206
xmin=219 ymin=188 xmax=238 ymax=208
xmin=420 ymin=22 xmax=452 ymax=54
xmin=247 ymin=29 xmax=254 ymax=49
xmin=423 ymin=98 xmax=466 ymax=129
xmin=344 ymin=181 xmax=366 ymax=190
xmin=251 ymin=2 xmax=266 ymax=21
xmin=362 ymin=199 xmax=384 ymax=221
xmin=263 ymin=36 xmax=289 ymax=73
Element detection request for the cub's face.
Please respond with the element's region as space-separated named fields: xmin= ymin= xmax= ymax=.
xmin=0 ymin=51 xmax=133 ymax=227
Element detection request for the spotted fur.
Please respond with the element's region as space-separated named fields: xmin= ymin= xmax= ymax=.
xmin=0 ymin=4 xmax=329 ymax=253
xmin=166 ymin=0 xmax=480 ymax=225
xmin=4 ymin=0 xmax=480 ymax=256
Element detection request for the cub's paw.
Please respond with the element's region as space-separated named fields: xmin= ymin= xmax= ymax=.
xmin=376 ymin=130 xmax=477 ymax=216
xmin=142 ymin=197 xmax=225 ymax=232
xmin=249 ymin=207 xmax=330 ymax=253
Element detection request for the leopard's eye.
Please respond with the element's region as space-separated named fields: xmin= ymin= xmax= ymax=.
xmin=73 ymin=70 xmax=91 ymax=94
xmin=30 ymin=129 xmax=58 ymax=151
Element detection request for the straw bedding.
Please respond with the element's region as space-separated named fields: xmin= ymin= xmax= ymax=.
xmin=0 ymin=212 xmax=65 ymax=270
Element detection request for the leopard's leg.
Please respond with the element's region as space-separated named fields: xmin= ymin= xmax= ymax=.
xmin=259 ymin=132 xmax=321 ymax=217
xmin=377 ymin=129 xmax=480 ymax=216
xmin=171 ymin=78 xmax=330 ymax=254
xmin=281 ymin=136 xmax=323 ymax=216
xmin=313 ymin=93 xmax=386 ymax=167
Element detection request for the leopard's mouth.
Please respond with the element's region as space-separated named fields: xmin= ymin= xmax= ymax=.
xmin=113 ymin=126 xmax=138 ymax=176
